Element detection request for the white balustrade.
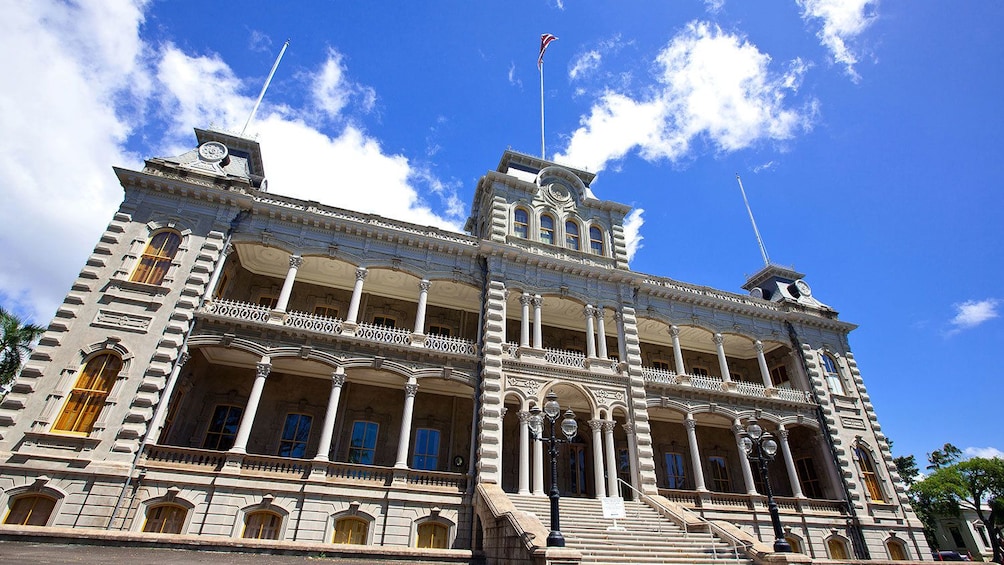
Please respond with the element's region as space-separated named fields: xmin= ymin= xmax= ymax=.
xmin=284 ymin=310 xmax=343 ymax=334
xmin=424 ymin=333 xmax=477 ymax=356
xmin=689 ymin=373 xmax=726 ymax=391
xmin=543 ymin=347 xmax=585 ymax=368
xmin=355 ymin=321 xmax=412 ymax=346
xmin=734 ymin=380 xmax=767 ymax=398
xmin=641 ymin=366 xmax=679 ymax=385
xmin=204 ymin=298 xmax=271 ymax=323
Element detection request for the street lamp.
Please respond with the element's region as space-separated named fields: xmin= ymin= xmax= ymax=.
xmin=740 ymin=419 xmax=792 ymax=553
xmin=528 ymin=391 xmax=579 ymax=547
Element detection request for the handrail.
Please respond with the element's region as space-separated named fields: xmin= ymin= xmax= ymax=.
xmin=616 ymin=478 xmax=755 ymax=556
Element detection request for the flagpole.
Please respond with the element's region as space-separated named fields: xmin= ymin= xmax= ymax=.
xmin=540 ymin=60 xmax=546 ymax=159
xmin=241 ymin=39 xmax=290 ymax=137
xmin=736 ymin=173 xmax=771 ymax=267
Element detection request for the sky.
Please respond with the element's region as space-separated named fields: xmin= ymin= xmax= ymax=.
xmin=1 ymin=0 xmax=1001 ymax=470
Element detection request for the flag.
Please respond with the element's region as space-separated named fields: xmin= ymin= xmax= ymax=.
xmin=538 ymin=33 xmax=558 ymax=69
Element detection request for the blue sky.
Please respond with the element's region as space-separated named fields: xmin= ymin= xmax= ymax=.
xmin=1 ymin=0 xmax=1001 ymax=468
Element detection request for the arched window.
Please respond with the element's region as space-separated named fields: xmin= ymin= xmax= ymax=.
xmin=417 ymin=521 xmax=449 ymax=549
xmin=333 ymin=517 xmax=368 ymax=545
xmin=855 ymin=445 xmax=886 ymax=502
xmin=589 ymin=226 xmax=604 ymax=255
xmin=887 ymin=538 xmax=908 ymax=560
xmin=565 ymin=221 xmax=580 ymax=250
xmin=786 ymin=536 xmax=802 ymax=554
xmin=143 ymin=504 xmax=187 ymax=534
xmin=243 ymin=510 xmax=282 ymax=540
xmin=540 ymin=214 xmax=555 ymax=245
xmin=52 ymin=352 xmax=122 ymax=435
xmin=4 ymin=494 xmax=56 ymax=526
xmin=821 ymin=353 xmax=845 ymax=395
xmin=513 ymin=209 xmax=529 ymax=239
xmin=827 ymin=537 xmax=849 ymax=560
xmin=131 ymin=229 xmax=182 ymax=285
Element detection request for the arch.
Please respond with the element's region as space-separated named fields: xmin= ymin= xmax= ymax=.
xmin=52 ymin=351 xmax=123 ymax=435
xmin=414 ymin=514 xmax=455 ymax=549
xmin=885 ymin=536 xmax=909 ymax=560
xmin=825 ymin=535 xmax=851 ymax=560
xmin=785 ymin=532 xmax=805 ymax=554
xmin=142 ymin=503 xmax=189 ymax=534
xmin=236 ymin=498 xmax=289 ymax=540
xmin=539 ymin=213 xmax=556 ymax=245
xmin=131 ymin=228 xmax=183 ymax=285
xmin=853 ymin=441 xmax=887 ymax=502
xmin=536 ymin=165 xmax=589 ymax=198
xmin=513 ymin=207 xmax=530 ymax=239
xmin=564 ymin=219 xmax=580 ymax=250
xmin=588 ymin=225 xmax=605 ymax=255
xmin=820 ymin=351 xmax=846 ymax=395
xmin=538 ymin=380 xmax=599 ymax=420
xmin=332 ymin=514 xmax=372 ymax=545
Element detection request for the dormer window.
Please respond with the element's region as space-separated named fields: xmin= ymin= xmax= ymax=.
xmin=565 ymin=221 xmax=580 ymax=250
xmin=540 ymin=214 xmax=555 ymax=245
xmin=514 ymin=208 xmax=529 ymax=239
xmin=589 ymin=226 xmax=604 ymax=255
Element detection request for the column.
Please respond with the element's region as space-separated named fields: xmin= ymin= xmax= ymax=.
xmin=275 ymin=255 xmax=303 ymax=312
xmin=518 ymin=411 xmax=532 ymax=495
xmin=231 ymin=360 xmax=271 ymax=454
xmin=595 ymin=308 xmax=609 ymax=359
xmin=204 ymin=242 xmax=233 ymax=301
xmin=345 ymin=267 xmax=368 ymax=324
xmin=713 ymin=333 xmax=732 ymax=382
xmin=734 ymin=419 xmax=758 ymax=495
xmin=395 ymin=378 xmax=419 ymax=468
xmin=623 ymin=423 xmax=639 ymax=494
xmin=603 ymin=420 xmax=619 ymax=498
xmin=584 ymin=305 xmax=597 ymax=358
xmin=533 ymin=429 xmax=545 ymax=496
xmin=685 ymin=414 xmax=707 ymax=491
xmin=531 ymin=295 xmax=543 ymax=349
xmin=413 ymin=279 xmax=431 ymax=334
xmin=519 ymin=293 xmax=532 ymax=347
xmin=589 ymin=420 xmax=607 ymax=498
xmin=313 ymin=368 xmax=346 ymax=461
xmin=670 ymin=325 xmax=686 ymax=375
xmin=150 ymin=349 xmax=190 ymax=443
xmin=778 ymin=425 xmax=804 ymax=498
xmin=614 ymin=310 xmax=627 ymax=362
xmin=755 ymin=340 xmax=774 ymax=388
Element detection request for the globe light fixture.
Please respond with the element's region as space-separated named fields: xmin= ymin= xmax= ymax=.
xmin=529 ymin=391 xmax=578 ymax=547
xmin=741 ymin=419 xmax=792 ymax=553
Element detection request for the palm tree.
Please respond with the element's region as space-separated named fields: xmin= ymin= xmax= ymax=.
xmin=0 ymin=307 xmax=45 ymax=387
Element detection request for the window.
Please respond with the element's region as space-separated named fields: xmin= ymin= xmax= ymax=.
xmin=202 ymin=405 xmax=243 ymax=451
xmin=348 ymin=421 xmax=379 ymax=465
xmin=887 ymin=539 xmax=908 ymax=560
xmin=427 ymin=324 xmax=451 ymax=337
xmin=53 ymin=352 xmax=122 ymax=435
xmin=827 ymin=537 xmax=849 ymax=560
xmin=652 ymin=360 xmax=671 ymax=372
xmin=159 ymin=387 xmax=186 ymax=443
xmin=855 ymin=446 xmax=885 ymax=502
xmin=131 ymin=229 xmax=181 ymax=285
xmin=795 ymin=457 xmax=824 ymax=499
xmin=243 ymin=510 xmax=281 ymax=540
xmin=333 ymin=517 xmax=368 ymax=545
xmin=821 ymin=353 xmax=845 ymax=395
xmin=214 ymin=270 xmax=230 ymax=299
xmin=313 ymin=305 xmax=339 ymax=319
xmin=565 ymin=221 xmax=580 ymax=250
xmin=691 ymin=367 xmax=709 ymax=377
xmin=770 ymin=364 xmax=790 ymax=387
xmin=513 ymin=209 xmax=529 ymax=239
xmin=4 ymin=495 xmax=55 ymax=526
xmin=786 ymin=536 xmax=802 ymax=554
xmin=664 ymin=452 xmax=687 ymax=489
xmin=278 ymin=413 xmax=312 ymax=458
xmin=540 ymin=214 xmax=555 ymax=245
xmin=708 ymin=456 xmax=731 ymax=492
xmin=589 ymin=226 xmax=604 ymax=255
xmin=372 ymin=316 xmax=396 ymax=328
xmin=417 ymin=522 xmax=449 ymax=549
xmin=258 ymin=295 xmax=279 ymax=309
xmin=143 ymin=504 xmax=187 ymax=534
xmin=412 ymin=428 xmax=441 ymax=470
xmin=949 ymin=525 xmax=966 ymax=548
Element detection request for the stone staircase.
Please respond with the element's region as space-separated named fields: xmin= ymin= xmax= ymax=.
xmin=508 ymin=494 xmax=753 ymax=565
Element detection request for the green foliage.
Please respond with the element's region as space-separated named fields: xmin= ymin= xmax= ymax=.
xmin=910 ymin=456 xmax=1004 ymax=562
xmin=0 ymin=306 xmax=44 ymax=387
xmin=927 ymin=443 xmax=963 ymax=471
xmin=894 ymin=454 xmax=920 ymax=487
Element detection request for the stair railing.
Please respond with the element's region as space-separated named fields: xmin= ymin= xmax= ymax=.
xmin=616 ymin=477 xmax=690 ymax=537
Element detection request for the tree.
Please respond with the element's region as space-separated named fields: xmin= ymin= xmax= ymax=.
xmin=912 ymin=457 xmax=1004 ymax=563
xmin=927 ymin=443 xmax=963 ymax=471
xmin=0 ymin=307 xmax=44 ymax=387
xmin=894 ymin=453 xmax=920 ymax=488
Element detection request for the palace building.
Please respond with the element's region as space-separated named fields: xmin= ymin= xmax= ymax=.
xmin=0 ymin=128 xmax=930 ymax=563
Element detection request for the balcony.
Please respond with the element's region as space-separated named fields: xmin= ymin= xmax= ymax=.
xmin=657 ymin=488 xmax=847 ymax=518
xmin=142 ymin=445 xmax=469 ymax=492
xmin=200 ymin=298 xmax=477 ymax=357
xmin=641 ymin=365 xmax=814 ymax=405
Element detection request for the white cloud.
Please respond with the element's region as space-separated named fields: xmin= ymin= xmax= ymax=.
xmin=703 ymin=0 xmax=725 ymax=13
xmin=622 ymin=208 xmax=645 ymax=262
xmin=569 ymin=50 xmax=602 ymax=80
xmin=508 ymin=62 xmax=522 ymax=88
xmin=556 ymin=21 xmax=814 ymax=173
xmin=963 ymin=446 xmax=1004 ymax=460
xmin=797 ymin=0 xmax=877 ymax=81
xmin=0 ymin=0 xmax=463 ymax=325
xmin=948 ymin=299 xmax=999 ymax=334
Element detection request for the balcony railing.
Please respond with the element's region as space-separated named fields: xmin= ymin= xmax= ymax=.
xmin=543 ymin=347 xmax=585 ymax=368
xmin=657 ymin=488 xmax=846 ymax=517
xmin=199 ymin=299 xmax=476 ymax=357
xmin=642 ymin=367 xmax=814 ymax=405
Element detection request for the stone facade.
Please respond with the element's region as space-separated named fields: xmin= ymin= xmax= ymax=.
xmin=0 ymin=128 xmax=929 ymax=561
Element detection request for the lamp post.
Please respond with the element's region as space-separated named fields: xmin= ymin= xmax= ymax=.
xmin=740 ymin=419 xmax=792 ymax=553
xmin=528 ymin=391 xmax=579 ymax=547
